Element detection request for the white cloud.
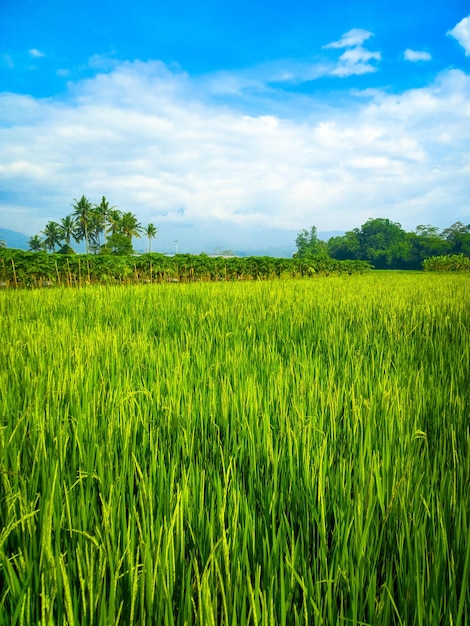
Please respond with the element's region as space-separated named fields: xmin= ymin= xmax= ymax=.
xmin=324 ymin=29 xmax=374 ymax=49
xmin=200 ymin=30 xmax=381 ymax=91
xmin=200 ymin=61 xmax=334 ymax=99
xmin=0 ymin=61 xmax=469 ymax=250
xmin=324 ymin=29 xmax=381 ymax=77
xmin=29 ymin=48 xmax=45 ymax=58
xmin=448 ymin=15 xmax=470 ymax=55
xmin=404 ymin=49 xmax=432 ymax=62
xmin=332 ymin=46 xmax=381 ymax=77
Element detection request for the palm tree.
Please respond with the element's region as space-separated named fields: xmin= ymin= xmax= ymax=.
xmin=145 ymin=223 xmax=158 ymax=253
xmin=28 ymin=234 xmax=44 ymax=251
xmin=71 ymin=195 xmax=93 ymax=254
xmin=119 ymin=211 xmax=143 ymax=241
xmin=42 ymin=221 xmax=62 ymax=252
xmin=88 ymin=209 xmax=106 ymax=253
xmin=94 ymin=196 xmax=116 ymax=248
xmin=107 ymin=209 xmax=123 ymax=235
xmin=105 ymin=210 xmax=142 ymax=255
xmin=59 ymin=215 xmax=76 ymax=248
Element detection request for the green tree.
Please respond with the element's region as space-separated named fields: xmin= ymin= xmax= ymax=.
xmin=88 ymin=209 xmax=107 ymax=253
xmin=415 ymin=224 xmax=440 ymax=237
xmin=356 ymin=218 xmax=410 ymax=268
xmin=106 ymin=209 xmax=123 ymax=235
xmin=294 ymin=226 xmax=325 ymax=257
xmin=42 ymin=221 xmax=62 ymax=253
xmin=94 ymin=196 xmax=116 ymax=248
xmin=103 ymin=211 xmax=142 ymax=254
xmin=106 ymin=231 xmax=134 ymax=256
xmin=28 ymin=235 xmax=44 ymax=252
xmin=119 ymin=211 xmax=142 ymax=240
xmin=405 ymin=226 xmax=450 ymax=268
xmin=59 ymin=215 xmax=76 ymax=248
xmin=328 ymin=231 xmax=361 ymax=260
xmin=72 ymin=195 xmax=93 ymax=254
xmin=442 ymin=222 xmax=470 ymax=256
xmin=145 ymin=223 xmax=158 ymax=253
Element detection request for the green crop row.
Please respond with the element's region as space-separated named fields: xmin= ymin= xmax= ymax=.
xmin=423 ymin=253 xmax=470 ymax=272
xmin=0 ymin=250 xmax=372 ymax=288
xmin=0 ymin=273 xmax=468 ymax=624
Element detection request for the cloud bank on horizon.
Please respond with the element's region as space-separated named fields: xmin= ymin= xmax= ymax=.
xmin=0 ymin=1 xmax=469 ymax=254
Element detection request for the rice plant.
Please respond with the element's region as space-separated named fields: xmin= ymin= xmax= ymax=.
xmin=0 ymin=272 xmax=468 ymax=624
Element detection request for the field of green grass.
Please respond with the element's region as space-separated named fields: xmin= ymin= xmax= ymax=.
xmin=0 ymin=273 xmax=469 ymax=625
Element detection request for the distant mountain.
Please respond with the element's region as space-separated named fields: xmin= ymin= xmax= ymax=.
xmin=0 ymin=228 xmax=30 ymax=250
xmin=0 ymin=227 xmax=345 ymax=256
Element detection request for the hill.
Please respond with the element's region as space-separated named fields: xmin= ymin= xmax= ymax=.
xmin=0 ymin=228 xmax=30 ymax=250
xmin=0 ymin=227 xmax=344 ymax=256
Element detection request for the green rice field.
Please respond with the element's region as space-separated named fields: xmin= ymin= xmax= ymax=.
xmin=0 ymin=273 xmax=469 ymax=624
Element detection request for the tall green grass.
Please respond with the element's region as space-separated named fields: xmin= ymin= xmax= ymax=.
xmin=0 ymin=273 xmax=469 ymax=624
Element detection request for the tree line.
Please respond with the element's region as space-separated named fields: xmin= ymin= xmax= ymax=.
xmin=27 ymin=195 xmax=157 ymax=255
xmin=0 ymin=250 xmax=372 ymax=288
xmin=295 ymin=218 xmax=470 ymax=270
xmin=22 ymin=198 xmax=470 ymax=271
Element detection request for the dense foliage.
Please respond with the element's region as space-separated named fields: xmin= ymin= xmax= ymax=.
xmin=423 ymin=253 xmax=470 ymax=272
xmin=1 ymin=274 xmax=469 ymax=624
xmin=325 ymin=218 xmax=470 ymax=269
xmin=0 ymin=249 xmax=371 ymax=287
xmin=294 ymin=226 xmax=327 ymax=257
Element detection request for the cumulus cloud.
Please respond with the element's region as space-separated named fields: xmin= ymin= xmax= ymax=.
xmin=324 ymin=29 xmax=381 ymax=77
xmin=331 ymin=46 xmax=381 ymax=77
xmin=0 ymin=61 xmax=469 ymax=250
xmin=448 ymin=15 xmax=470 ymax=55
xmin=404 ymin=49 xmax=432 ymax=62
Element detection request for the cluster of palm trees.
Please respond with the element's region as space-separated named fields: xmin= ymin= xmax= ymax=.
xmin=28 ymin=196 xmax=158 ymax=255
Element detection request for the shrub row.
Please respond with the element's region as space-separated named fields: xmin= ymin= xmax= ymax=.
xmin=0 ymin=250 xmax=373 ymax=287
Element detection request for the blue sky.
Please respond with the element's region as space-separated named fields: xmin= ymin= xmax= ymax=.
xmin=1 ymin=0 xmax=469 ymax=254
